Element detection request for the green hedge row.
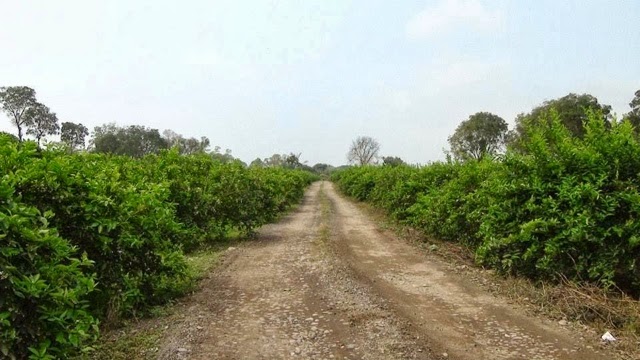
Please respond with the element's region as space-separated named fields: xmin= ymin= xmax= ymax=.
xmin=0 ymin=137 xmax=317 ymax=359
xmin=333 ymin=111 xmax=640 ymax=298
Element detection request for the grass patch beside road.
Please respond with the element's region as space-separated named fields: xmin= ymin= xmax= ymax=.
xmin=89 ymin=231 xmax=247 ymax=360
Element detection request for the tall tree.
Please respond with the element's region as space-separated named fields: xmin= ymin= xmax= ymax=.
xmin=512 ymin=93 xmax=611 ymax=147
xmin=162 ymin=129 xmax=182 ymax=147
xmin=25 ymin=103 xmax=59 ymax=146
xmin=382 ymin=156 xmax=405 ymax=167
xmin=91 ymin=123 xmax=120 ymax=153
xmin=60 ymin=122 xmax=89 ymax=151
xmin=0 ymin=86 xmax=38 ymax=142
xmin=285 ymin=152 xmax=305 ymax=169
xmin=448 ymin=112 xmax=508 ymax=160
xmin=347 ymin=136 xmax=381 ymax=165
xmin=182 ymin=136 xmax=210 ymax=155
xmin=625 ymin=89 xmax=640 ymax=131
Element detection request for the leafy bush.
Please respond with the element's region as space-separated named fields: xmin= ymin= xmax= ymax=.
xmin=0 ymin=138 xmax=316 ymax=357
xmin=6 ymin=147 xmax=190 ymax=320
xmin=408 ymin=160 xmax=497 ymax=246
xmin=332 ymin=110 xmax=640 ymax=296
xmin=1 ymin=142 xmax=98 ymax=359
xmin=477 ymin=110 xmax=640 ymax=291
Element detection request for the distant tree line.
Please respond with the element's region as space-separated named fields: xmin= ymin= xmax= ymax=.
xmin=249 ymin=153 xmax=336 ymax=175
xmin=0 ymin=86 xmax=337 ymax=173
xmin=0 ymin=86 xmax=241 ymax=163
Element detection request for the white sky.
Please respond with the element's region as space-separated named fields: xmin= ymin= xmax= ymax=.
xmin=1 ymin=0 xmax=639 ymax=165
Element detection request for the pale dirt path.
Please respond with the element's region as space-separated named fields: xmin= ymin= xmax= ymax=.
xmin=158 ymin=182 xmax=432 ymax=360
xmin=323 ymin=182 xmax=609 ymax=360
xmin=157 ymin=181 xmax=614 ymax=360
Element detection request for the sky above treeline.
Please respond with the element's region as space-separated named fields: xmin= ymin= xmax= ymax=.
xmin=1 ymin=0 xmax=639 ymax=166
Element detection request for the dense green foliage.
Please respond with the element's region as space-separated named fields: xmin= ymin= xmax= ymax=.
xmin=333 ymin=110 xmax=640 ymax=298
xmin=0 ymin=134 xmax=316 ymax=359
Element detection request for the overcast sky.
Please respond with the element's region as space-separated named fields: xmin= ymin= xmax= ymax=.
xmin=1 ymin=0 xmax=639 ymax=165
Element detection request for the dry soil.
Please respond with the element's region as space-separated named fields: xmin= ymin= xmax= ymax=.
xmin=156 ymin=181 xmax=617 ymax=360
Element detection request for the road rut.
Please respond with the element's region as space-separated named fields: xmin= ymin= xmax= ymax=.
xmin=158 ymin=181 xmax=613 ymax=360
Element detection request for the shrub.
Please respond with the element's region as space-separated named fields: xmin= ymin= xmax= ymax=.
xmin=477 ymin=110 xmax=640 ymax=292
xmin=7 ymin=149 xmax=190 ymax=320
xmin=0 ymin=137 xmax=317 ymax=356
xmin=1 ymin=141 xmax=98 ymax=359
xmin=332 ymin=110 xmax=640 ymax=296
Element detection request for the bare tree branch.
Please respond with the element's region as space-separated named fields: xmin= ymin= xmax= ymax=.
xmin=347 ymin=136 xmax=381 ymax=165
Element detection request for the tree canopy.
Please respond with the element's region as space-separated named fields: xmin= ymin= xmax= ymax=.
xmin=382 ymin=156 xmax=405 ymax=167
xmin=210 ymin=146 xmax=236 ymax=163
xmin=312 ymin=163 xmax=334 ymax=174
xmin=512 ymin=93 xmax=611 ymax=147
xmin=0 ymin=86 xmax=38 ymax=142
xmin=250 ymin=158 xmax=265 ymax=168
xmin=284 ymin=153 xmax=305 ymax=169
xmin=92 ymin=123 xmax=169 ymax=157
xmin=163 ymin=129 xmax=211 ymax=155
xmin=624 ymin=89 xmax=640 ymax=131
xmin=60 ymin=122 xmax=89 ymax=151
xmin=448 ymin=112 xmax=508 ymax=160
xmin=25 ymin=103 xmax=59 ymax=146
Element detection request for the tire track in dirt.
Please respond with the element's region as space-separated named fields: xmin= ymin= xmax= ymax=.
xmin=158 ymin=182 xmax=433 ymax=359
xmin=157 ymin=181 xmax=615 ymax=360
xmin=323 ymin=181 xmax=610 ymax=360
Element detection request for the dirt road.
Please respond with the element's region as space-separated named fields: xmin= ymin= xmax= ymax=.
xmin=157 ymin=181 xmax=613 ymax=360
